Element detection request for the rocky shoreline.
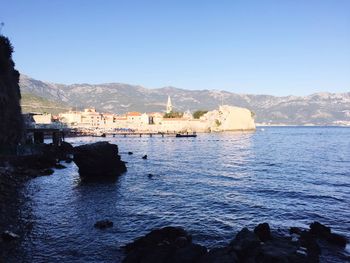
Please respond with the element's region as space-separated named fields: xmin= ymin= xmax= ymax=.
xmin=123 ymin=222 xmax=348 ymax=263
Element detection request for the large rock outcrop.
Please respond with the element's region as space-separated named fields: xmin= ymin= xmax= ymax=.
xmin=73 ymin=141 xmax=126 ymax=180
xmin=123 ymin=226 xmax=207 ymax=263
xmin=203 ymin=105 xmax=256 ymax=131
xmin=0 ymin=36 xmax=23 ymax=150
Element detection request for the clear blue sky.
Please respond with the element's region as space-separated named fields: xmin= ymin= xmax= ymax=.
xmin=1 ymin=0 xmax=349 ymax=95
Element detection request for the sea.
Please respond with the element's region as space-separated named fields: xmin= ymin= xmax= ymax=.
xmin=17 ymin=126 xmax=350 ymax=262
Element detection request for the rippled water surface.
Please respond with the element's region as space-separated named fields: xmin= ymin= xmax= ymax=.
xmin=21 ymin=127 xmax=350 ymax=262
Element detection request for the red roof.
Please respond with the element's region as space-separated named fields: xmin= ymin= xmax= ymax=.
xmin=162 ymin=118 xmax=185 ymax=121
xmin=127 ymin=112 xmax=142 ymax=117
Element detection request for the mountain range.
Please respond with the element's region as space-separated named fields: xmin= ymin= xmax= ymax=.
xmin=19 ymin=75 xmax=350 ymax=125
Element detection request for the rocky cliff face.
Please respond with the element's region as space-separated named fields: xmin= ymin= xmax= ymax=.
xmin=0 ymin=36 xmax=23 ymax=147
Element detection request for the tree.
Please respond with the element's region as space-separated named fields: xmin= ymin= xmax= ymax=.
xmin=163 ymin=111 xmax=183 ymax=118
xmin=250 ymin=110 xmax=256 ymax=118
xmin=215 ymin=119 xmax=221 ymax=126
xmin=193 ymin=110 xmax=208 ymax=119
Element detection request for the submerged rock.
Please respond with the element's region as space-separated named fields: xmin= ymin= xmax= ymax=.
xmin=94 ymin=220 xmax=113 ymax=229
xmin=73 ymin=142 xmax=126 ymax=180
xmin=142 ymin=155 xmax=148 ymax=159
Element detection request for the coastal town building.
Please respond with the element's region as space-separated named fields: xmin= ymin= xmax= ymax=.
xmin=32 ymin=113 xmax=53 ymax=124
xmin=59 ymin=111 xmax=82 ymax=125
xmin=183 ymin=110 xmax=193 ymax=120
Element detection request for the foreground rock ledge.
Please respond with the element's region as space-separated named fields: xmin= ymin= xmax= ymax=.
xmin=73 ymin=141 xmax=126 ymax=180
xmin=122 ymin=222 xmax=348 ymax=263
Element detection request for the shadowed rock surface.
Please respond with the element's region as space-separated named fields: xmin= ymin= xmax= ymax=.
xmin=73 ymin=141 xmax=126 ymax=180
xmin=0 ymin=36 xmax=23 ymax=150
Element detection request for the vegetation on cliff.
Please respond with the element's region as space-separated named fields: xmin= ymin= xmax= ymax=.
xmin=193 ymin=110 xmax=208 ymax=119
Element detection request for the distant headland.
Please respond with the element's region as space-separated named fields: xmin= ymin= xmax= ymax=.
xmin=19 ymin=75 xmax=350 ymax=126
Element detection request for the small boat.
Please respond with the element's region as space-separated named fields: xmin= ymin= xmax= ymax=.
xmin=176 ymin=132 xmax=197 ymax=138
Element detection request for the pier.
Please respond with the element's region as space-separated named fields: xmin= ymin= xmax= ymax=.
xmin=107 ymin=131 xmax=190 ymax=137
xmin=68 ymin=129 xmax=198 ymax=138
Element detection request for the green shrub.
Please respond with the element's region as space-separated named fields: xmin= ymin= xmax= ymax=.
xmin=193 ymin=110 xmax=208 ymax=119
xmin=163 ymin=111 xmax=184 ymax=118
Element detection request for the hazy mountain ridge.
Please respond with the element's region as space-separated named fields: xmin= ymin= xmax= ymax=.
xmin=19 ymin=75 xmax=350 ymax=125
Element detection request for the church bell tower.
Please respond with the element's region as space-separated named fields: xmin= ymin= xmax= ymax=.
xmin=166 ymin=95 xmax=173 ymax=113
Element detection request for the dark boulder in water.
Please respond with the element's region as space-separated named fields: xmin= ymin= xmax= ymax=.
xmin=229 ymin=228 xmax=261 ymax=261
xmin=123 ymin=226 xmax=205 ymax=263
xmin=124 ymin=226 xmax=191 ymax=253
xmin=309 ymin=221 xmax=331 ymax=238
xmin=309 ymin=221 xmax=347 ymax=248
xmin=73 ymin=141 xmax=126 ymax=180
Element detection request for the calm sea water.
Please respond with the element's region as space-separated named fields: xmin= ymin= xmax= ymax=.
xmin=19 ymin=127 xmax=350 ymax=262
